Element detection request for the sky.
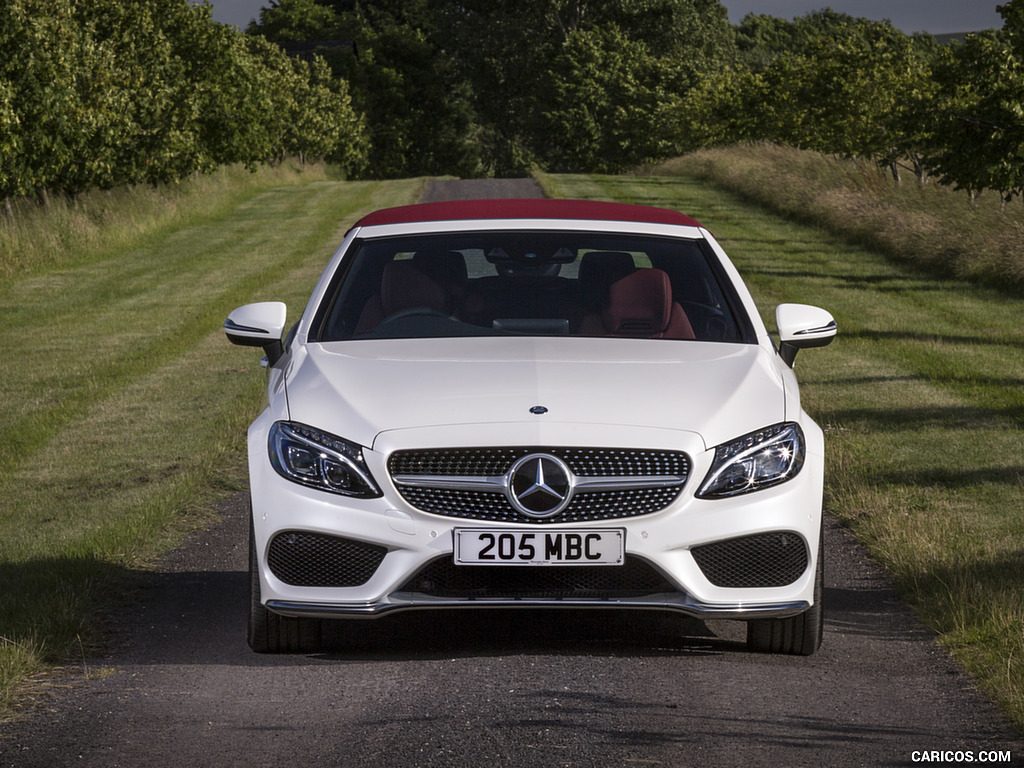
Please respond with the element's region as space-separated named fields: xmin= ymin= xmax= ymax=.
xmin=206 ymin=0 xmax=1004 ymax=36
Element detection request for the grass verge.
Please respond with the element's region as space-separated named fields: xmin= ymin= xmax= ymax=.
xmin=0 ymin=163 xmax=346 ymax=280
xmin=0 ymin=167 xmax=424 ymax=717
xmin=540 ymin=164 xmax=1024 ymax=732
xmin=648 ymin=144 xmax=1024 ymax=293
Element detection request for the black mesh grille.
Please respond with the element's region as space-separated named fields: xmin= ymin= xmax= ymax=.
xmin=395 ymin=556 xmax=675 ymax=599
xmin=389 ymin=447 xmax=689 ymax=524
xmin=691 ymin=532 xmax=808 ymax=588
xmin=268 ymin=532 xmax=387 ymax=587
xmin=391 ymin=448 xmax=524 ymax=477
xmin=396 ymin=486 xmax=682 ymax=524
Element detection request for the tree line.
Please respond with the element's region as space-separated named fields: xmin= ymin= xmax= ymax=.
xmin=252 ymin=0 xmax=1024 ymax=204
xmin=0 ymin=0 xmax=366 ymax=215
xmin=3 ymin=0 xmax=1024 ymax=213
xmin=685 ymin=4 xmax=1024 ymax=205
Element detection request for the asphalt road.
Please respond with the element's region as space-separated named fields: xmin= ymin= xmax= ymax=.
xmin=2 ymin=179 xmax=1021 ymax=767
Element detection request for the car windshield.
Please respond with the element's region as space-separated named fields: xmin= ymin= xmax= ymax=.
xmin=315 ymin=231 xmax=749 ymax=342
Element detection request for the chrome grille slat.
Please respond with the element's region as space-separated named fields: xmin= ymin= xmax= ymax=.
xmin=388 ymin=447 xmax=689 ymax=523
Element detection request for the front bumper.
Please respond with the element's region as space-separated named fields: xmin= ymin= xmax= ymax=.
xmin=248 ymin=414 xmax=825 ymax=623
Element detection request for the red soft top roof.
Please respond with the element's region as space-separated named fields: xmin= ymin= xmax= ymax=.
xmin=352 ymin=198 xmax=702 ymax=229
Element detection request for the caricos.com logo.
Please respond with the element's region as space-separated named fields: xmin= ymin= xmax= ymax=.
xmin=911 ymin=751 xmax=1013 ymax=763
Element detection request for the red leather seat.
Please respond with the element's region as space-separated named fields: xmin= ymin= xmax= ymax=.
xmin=579 ymin=268 xmax=695 ymax=339
xmin=355 ymin=260 xmax=448 ymax=334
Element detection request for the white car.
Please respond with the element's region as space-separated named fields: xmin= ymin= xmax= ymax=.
xmin=225 ymin=199 xmax=836 ymax=655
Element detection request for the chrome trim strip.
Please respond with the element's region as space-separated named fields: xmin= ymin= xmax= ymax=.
xmin=392 ymin=474 xmax=508 ymax=491
xmin=265 ymin=596 xmax=810 ymax=622
xmin=224 ymin=318 xmax=270 ymax=335
xmin=392 ymin=474 xmax=686 ymax=493
xmin=793 ymin=320 xmax=837 ymax=336
xmin=574 ymin=475 xmax=687 ymax=492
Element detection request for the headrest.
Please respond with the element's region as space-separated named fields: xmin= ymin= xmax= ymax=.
xmin=602 ymin=268 xmax=674 ymax=336
xmin=412 ymin=251 xmax=468 ymax=287
xmin=381 ymin=260 xmax=447 ymax=315
xmin=579 ymin=251 xmax=636 ymax=284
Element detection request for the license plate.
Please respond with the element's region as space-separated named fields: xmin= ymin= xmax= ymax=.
xmin=454 ymin=529 xmax=624 ymax=566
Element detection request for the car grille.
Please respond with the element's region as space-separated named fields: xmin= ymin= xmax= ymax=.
xmin=395 ymin=556 xmax=676 ymax=599
xmin=388 ymin=447 xmax=689 ymax=524
xmin=267 ymin=531 xmax=387 ymax=587
xmin=391 ymin=447 xmax=689 ymax=477
xmin=691 ymin=532 xmax=808 ymax=588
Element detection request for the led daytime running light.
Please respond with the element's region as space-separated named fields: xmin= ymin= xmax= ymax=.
xmin=697 ymin=423 xmax=805 ymax=499
xmin=269 ymin=422 xmax=381 ymax=498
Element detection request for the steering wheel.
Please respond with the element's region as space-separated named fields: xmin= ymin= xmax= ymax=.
xmin=679 ymin=300 xmax=724 ymax=318
xmin=380 ymin=306 xmax=453 ymax=324
xmin=678 ymin=300 xmax=731 ymax=341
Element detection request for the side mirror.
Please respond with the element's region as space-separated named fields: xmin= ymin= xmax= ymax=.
xmin=225 ymin=302 xmax=287 ymax=366
xmin=776 ymin=303 xmax=836 ymax=367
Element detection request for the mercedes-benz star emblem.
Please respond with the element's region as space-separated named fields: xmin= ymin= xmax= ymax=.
xmin=507 ymin=453 xmax=573 ymax=518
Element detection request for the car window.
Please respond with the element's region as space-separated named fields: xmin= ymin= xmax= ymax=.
xmin=315 ymin=232 xmax=748 ymax=343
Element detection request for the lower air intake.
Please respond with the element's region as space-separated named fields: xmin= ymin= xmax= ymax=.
xmin=396 ymin=556 xmax=675 ymax=600
xmin=268 ymin=532 xmax=387 ymax=587
xmin=691 ymin=532 xmax=808 ymax=588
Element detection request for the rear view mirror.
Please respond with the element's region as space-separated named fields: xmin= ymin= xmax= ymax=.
xmin=776 ymin=303 xmax=836 ymax=367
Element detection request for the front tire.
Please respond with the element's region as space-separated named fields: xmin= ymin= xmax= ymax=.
xmin=746 ymin=529 xmax=824 ymax=655
xmin=248 ymin=510 xmax=323 ymax=654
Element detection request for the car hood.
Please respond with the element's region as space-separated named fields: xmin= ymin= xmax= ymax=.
xmin=284 ymin=337 xmax=787 ymax=452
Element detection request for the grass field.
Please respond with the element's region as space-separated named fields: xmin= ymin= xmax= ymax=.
xmin=539 ymin=168 xmax=1024 ymax=731
xmin=0 ymin=166 xmax=425 ymax=713
xmin=1 ymin=150 xmax=1022 ymax=733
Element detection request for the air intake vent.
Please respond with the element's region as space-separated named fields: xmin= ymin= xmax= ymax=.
xmin=691 ymin=533 xmax=808 ymax=588
xmin=396 ymin=556 xmax=675 ymax=599
xmin=268 ymin=532 xmax=387 ymax=587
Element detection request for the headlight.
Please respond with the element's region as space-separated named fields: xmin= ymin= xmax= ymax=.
xmin=696 ymin=423 xmax=805 ymax=499
xmin=268 ymin=422 xmax=382 ymax=498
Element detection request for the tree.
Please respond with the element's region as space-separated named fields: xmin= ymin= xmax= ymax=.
xmin=248 ymin=0 xmax=343 ymax=40
xmin=0 ymin=0 xmax=368 ymax=207
xmin=540 ymin=24 xmax=687 ymax=172
xmin=768 ymin=25 xmax=932 ymax=163
xmin=734 ymin=13 xmax=805 ymax=71
xmin=249 ymin=0 xmax=478 ymax=178
xmin=0 ymin=0 xmax=96 ymax=201
xmin=445 ymin=0 xmax=736 ymax=174
xmin=928 ymin=28 xmax=1024 ymax=204
xmin=677 ymin=66 xmax=762 ymax=149
xmin=687 ymin=14 xmax=939 ymax=182
xmin=84 ymin=0 xmax=207 ymax=186
xmin=348 ymin=17 xmax=480 ymax=177
xmin=908 ymin=0 xmax=1024 ymax=202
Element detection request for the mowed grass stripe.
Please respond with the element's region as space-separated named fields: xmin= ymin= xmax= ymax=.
xmin=546 ymin=172 xmax=1024 ymax=729
xmin=0 ymin=178 xmax=420 ymax=544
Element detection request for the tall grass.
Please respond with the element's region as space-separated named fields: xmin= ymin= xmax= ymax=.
xmin=0 ymin=162 xmax=338 ymax=280
xmin=650 ymin=144 xmax=1024 ymax=293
